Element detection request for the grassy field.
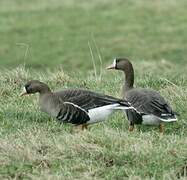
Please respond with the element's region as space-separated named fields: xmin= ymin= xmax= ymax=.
xmin=0 ymin=0 xmax=187 ymax=179
xmin=1 ymin=0 xmax=187 ymax=70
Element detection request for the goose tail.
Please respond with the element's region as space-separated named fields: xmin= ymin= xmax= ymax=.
xmin=160 ymin=114 xmax=178 ymax=122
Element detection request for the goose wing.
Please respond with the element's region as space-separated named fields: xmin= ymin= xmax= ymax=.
xmin=56 ymin=89 xmax=130 ymax=111
xmin=126 ymin=88 xmax=176 ymax=119
xmin=55 ymin=89 xmax=89 ymax=101
xmin=56 ymin=102 xmax=90 ymax=125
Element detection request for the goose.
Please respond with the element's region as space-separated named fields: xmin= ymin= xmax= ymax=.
xmin=106 ymin=58 xmax=177 ymax=132
xmin=20 ymin=80 xmax=136 ymax=130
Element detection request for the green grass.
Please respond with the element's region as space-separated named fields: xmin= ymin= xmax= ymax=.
xmin=0 ymin=0 xmax=187 ymax=179
xmin=0 ymin=0 xmax=187 ymax=70
xmin=0 ymin=63 xmax=186 ymax=179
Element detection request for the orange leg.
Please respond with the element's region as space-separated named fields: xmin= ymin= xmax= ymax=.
xmin=159 ymin=123 xmax=164 ymax=133
xmin=73 ymin=124 xmax=88 ymax=132
xmin=128 ymin=124 xmax=134 ymax=132
xmin=81 ymin=124 xmax=88 ymax=130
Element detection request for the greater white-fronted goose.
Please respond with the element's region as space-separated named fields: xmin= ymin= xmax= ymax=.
xmin=106 ymin=58 xmax=177 ymax=132
xmin=20 ymin=80 xmax=136 ymax=130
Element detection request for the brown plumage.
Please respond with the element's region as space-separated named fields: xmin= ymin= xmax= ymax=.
xmin=107 ymin=58 xmax=177 ymax=132
xmin=21 ymin=80 xmax=135 ymax=129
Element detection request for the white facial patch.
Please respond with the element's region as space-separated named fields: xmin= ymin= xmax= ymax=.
xmin=22 ymin=87 xmax=27 ymax=93
xmin=20 ymin=87 xmax=27 ymax=96
xmin=113 ymin=58 xmax=117 ymax=68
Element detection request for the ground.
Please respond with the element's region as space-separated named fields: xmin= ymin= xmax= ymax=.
xmin=0 ymin=0 xmax=186 ymax=179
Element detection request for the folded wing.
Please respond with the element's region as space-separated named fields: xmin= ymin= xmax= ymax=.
xmin=126 ymin=88 xmax=177 ymax=120
xmin=56 ymin=102 xmax=90 ymax=125
xmin=55 ymin=89 xmax=131 ymax=111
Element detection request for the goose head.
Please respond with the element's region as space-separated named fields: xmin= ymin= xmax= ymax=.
xmin=20 ymin=80 xmax=51 ymax=96
xmin=106 ymin=58 xmax=133 ymax=71
xmin=106 ymin=58 xmax=134 ymax=91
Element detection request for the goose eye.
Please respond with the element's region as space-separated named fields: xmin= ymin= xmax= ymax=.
xmin=25 ymin=84 xmax=31 ymax=90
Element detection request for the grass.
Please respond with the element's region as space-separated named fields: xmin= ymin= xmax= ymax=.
xmin=0 ymin=62 xmax=186 ymax=179
xmin=0 ymin=0 xmax=187 ymax=179
xmin=0 ymin=0 xmax=187 ymax=70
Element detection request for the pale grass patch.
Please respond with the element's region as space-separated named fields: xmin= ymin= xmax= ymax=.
xmin=0 ymin=127 xmax=103 ymax=164
xmin=160 ymin=85 xmax=187 ymax=102
xmin=0 ymin=65 xmax=29 ymax=83
xmin=37 ymin=68 xmax=70 ymax=85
